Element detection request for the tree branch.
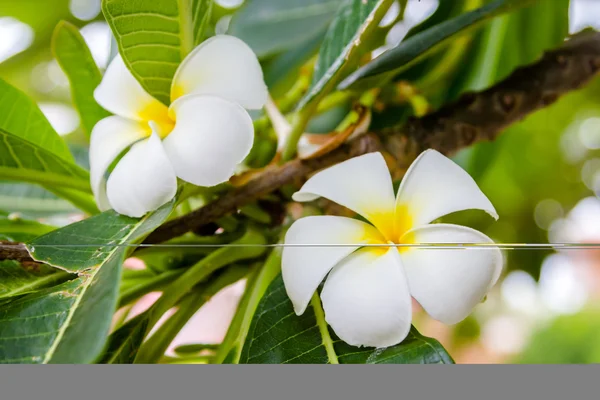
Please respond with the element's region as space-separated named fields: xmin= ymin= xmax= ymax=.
xmin=144 ymin=31 xmax=600 ymax=245
xmin=0 ymin=241 xmax=37 ymax=265
xmin=384 ymin=30 xmax=600 ymax=174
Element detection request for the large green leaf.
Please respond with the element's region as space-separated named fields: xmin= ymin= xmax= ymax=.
xmin=239 ymin=275 xmax=453 ymax=364
xmin=0 ymin=260 xmax=73 ymax=300
xmin=0 ymin=201 xmax=174 ymax=364
xmin=0 ymin=78 xmax=73 ymax=162
xmin=52 ymin=21 xmax=111 ymax=137
xmin=0 ymin=129 xmax=90 ymax=193
xmin=339 ymin=0 xmax=537 ymax=89
xmin=103 ymin=0 xmax=214 ymax=105
xmin=298 ymin=0 xmax=393 ymax=109
xmin=229 ymin=0 xmax=343 ymax=58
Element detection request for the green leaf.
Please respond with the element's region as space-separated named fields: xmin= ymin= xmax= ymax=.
xmin=0 ymin=211 xmax=55 ymax=242
xmin=100 ymin=314 xmax=150 ymax=364
xmin=216 ymin=247 xmax=281 ymax=363
xmin=0 ymin=201 xmax=174 ymax=364
xmin=298 ymin=0 xmax=393 ymax=109
xmin=0 ymin=78 xmax=73 ymax=162
xmin=229 ymin=0 xmax=343 ymax=57
xmin=239 ymin=275 xmax=454 ymax=364
xmin=264 ymin=30 xmax=326 ymax=97
xmin=52 ymin=21 xmax=111 ymax=137
xmin=0 ymin=260 xmax=73 ymax=300
xmin=0 ymin=128 xmax=91 ymax=193
xmin=0 ymin=183 xmax=79 ymax=218
xmin=103 ymin=0 xmax=214 ymax=105
xmin=339 ymin=0 xmax=537 ymax=89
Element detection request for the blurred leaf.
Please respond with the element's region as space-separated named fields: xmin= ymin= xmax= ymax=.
xmin=339 ymin=0 xmax=537 ymax=89
xmin=517 ymin=309 xmax=600 ymax=364
xmin=0 ymin=78 xmax=73 ymax=162
xmin=0 ymin=260 xmax=72 ymax=300
xmin=0 ymin=129 xmax=96 ymax=214
xmin=174 ymin=343 xmax=219 ymax=355
xmin=0 ymin=183 xmax=78 ymax=218
xmin=239 ymin=275 xmax=453 ymax=364
xmin=263 ymin=30 xmax=326 ymax=96
xmin=0 ymin=211 xmax=55 ymax=242
xmin=0 ymin=128 xmax=90 ymax=192
xmin=0 ymin=201 xmax=175 ymax=364
xmin=52 ymin=21 xmax=111 ymax=137
xmin=298 ymin=0 xmax=393 ymax=109
xmin=103 ymin=0 xmax=214 ymax=105
xmin=229 ymin=0 xmax=343 ymax=57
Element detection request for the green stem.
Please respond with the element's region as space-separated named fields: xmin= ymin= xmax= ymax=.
xmin=311 ymin=293 xmax=339 ymax=364
xmin=146 ymin=229 xmax=266 ymax=329
xmin=281 ymin=107 xmax=316 ymax=161
xmin=214 ymin=248 xmax=282 ymax=364
xmin=119 ymin=268 xmax=183 ymax=307
xmin=135 ymin=265 xmax=249 ymax=364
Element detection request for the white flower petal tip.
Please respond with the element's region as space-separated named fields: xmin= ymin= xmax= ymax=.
xmin=321 ymin=247 xmax=412 ymax=348
xmin=106 ymin=133 xmax=177 ymax=218
xmin=397 ymin=149 xmax=498 ymax=226
xmin=163 ymin=95 xmax=254 ymax=187
xmin=401 ymin=224 xmax=504 ymax=325
xmin=171 ymin=35 xmax=268 ymax=109
xmin=281 ymin=216 xmax=383 ymax=315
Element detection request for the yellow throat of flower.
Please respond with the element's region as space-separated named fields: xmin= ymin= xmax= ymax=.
xmin=139 ymin=101 xmax=175 ymax=138
xmin=365 ymin=204 xmax=414 ymax=252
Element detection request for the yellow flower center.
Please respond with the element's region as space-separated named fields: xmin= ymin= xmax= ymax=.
xmin=364 ymin=204 xmax=414 ymax=254
xmin=139 ymin=101 xmax=175 ymax=139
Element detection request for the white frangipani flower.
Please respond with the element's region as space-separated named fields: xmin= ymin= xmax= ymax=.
xmin=90 ymin=35 xmax=267 ymax=217
xmin=282 ymin=150 xmax=503 ymax=348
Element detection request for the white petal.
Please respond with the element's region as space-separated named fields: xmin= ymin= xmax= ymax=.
xmin=171 ymin=35 xmax=267 ymax=109
xmin=396 ymin=150 xmax=498 ymax=230
xmin=292 ymin=152 xmax=396 ymax=239
xmin=401 ymin=224 xmax=503 ymax=325
xmin=89 ymin=116 xmax=150 ymax=210
xmin=106 ymin=132 xmax=177 ymax=218
xmin=162 ymin=95 xmax=253 ymax=187
xmin=94 ymin=54 xmax=169 ymax=122
xmin=321 ymin=247 xmax=412 ymax=348
xmin=282 ymin=216 xmax=385 ymax=315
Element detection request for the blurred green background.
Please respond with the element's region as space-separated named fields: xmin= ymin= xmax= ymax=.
xmin=2 ymin=0 xmax=600 ymax=363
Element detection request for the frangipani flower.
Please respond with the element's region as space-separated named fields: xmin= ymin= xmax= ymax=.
xmin=282 ymin=150 xmax=503 ymax=348
xmin=90 ymin=35 xmax=267 ymax=217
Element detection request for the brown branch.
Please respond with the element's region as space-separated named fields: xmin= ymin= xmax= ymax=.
xmin=0 ymin=241 xmax=36 ymax=265
xmin=385 ymin=30 xmax=600 ymax=173
xmin=144 ymin=31 xmax=600 ymax=245
xmin=144 ymin=134 xmax=382 ymax=244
